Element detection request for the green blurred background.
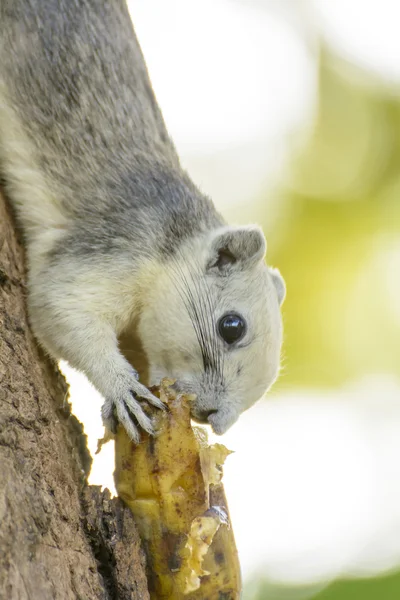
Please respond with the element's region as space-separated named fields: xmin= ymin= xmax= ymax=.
xmin=241 ymin=41 xmax=400 ymax=600
xmin=262 ymin=51 xmax=400 ymax=391
xmin=243 ymin=49 xmax=400 ymax=599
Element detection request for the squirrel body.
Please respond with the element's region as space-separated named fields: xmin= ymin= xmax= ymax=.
xmin=0 ymin=0 xmax=285 ymax=440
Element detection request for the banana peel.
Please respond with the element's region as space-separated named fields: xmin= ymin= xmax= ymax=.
xmin=113 ymin=379 xmax=242 ymax=599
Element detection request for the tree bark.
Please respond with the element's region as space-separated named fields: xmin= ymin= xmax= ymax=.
xmin=0 ymin=189 xmax=150 ymax=599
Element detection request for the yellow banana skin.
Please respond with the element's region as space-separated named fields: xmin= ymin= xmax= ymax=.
xmin=114 ymin=380 xmax=242 ymax=599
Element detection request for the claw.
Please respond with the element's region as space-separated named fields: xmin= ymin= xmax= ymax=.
xmin=101 ymin=376 xmax=165 ymax=444
xmin=133 ymin=383 xmax=166 ymax=411
xmin=115 ymin=400 xmax=141 ymax=444
xmin=125 ymin=396 xmax=154 ymax=434
xmin=145 ymin=394 xmax=166 ymax=410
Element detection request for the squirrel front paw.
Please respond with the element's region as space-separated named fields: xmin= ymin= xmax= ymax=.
xmin=101 ymin=374 xmax=165 ymax=443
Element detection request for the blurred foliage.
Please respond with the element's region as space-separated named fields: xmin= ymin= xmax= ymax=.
xmin=259 ymin=51 xmax=400 ymax=389
xmin=245 ymin=48 xmax=400 ymax=599
xmin=245 ymin=570 xmax=400 ymax=600
xmin=314 ymin=571 xmax=400 ymax=600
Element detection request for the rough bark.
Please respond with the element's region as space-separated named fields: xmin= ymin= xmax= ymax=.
xmin=0 ymin=189 xmax=150 ymax=599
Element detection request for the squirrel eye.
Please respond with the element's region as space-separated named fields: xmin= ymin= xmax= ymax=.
xmin=218 ymin=313 xmax=246 ymax=345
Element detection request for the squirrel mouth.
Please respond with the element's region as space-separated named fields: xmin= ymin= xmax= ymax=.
xmin=166 ymin=380 xmax=220 ymax=429
xmin=190 ymin=408 xmax=219 ymax=426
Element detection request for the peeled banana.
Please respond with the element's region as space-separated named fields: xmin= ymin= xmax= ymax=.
xmin=113 ymin=379 xmax=242 ymax=600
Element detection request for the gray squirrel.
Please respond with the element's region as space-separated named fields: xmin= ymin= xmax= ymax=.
xmin=0 ymin=0 xmax=285 ymax=442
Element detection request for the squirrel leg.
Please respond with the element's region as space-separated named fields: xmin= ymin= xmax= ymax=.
xmin=27 ymin=269 xmax=164 ymax=442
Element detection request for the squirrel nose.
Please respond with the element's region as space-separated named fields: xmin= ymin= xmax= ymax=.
xmin=196 ymin=409 xmax=218 ymax=424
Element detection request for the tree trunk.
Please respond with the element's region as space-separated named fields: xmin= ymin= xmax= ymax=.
xmin=0 ymin=189 xmax=150 ymax=599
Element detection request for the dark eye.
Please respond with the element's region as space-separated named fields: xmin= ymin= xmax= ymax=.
xmin=218 ymin=313 xmax=246 ymax=345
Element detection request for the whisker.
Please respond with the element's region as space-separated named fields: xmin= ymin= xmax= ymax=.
xmin=191 ymin=255 xmax=222 ymax=382
xmin=169 ymin=258 xmax=211 ymax=371
xmin=177 ymin=249 xmax=220 ymax=378
xmin=168 ymin=245 xmax=226 ymax=389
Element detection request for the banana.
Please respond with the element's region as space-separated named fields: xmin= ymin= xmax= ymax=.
xmin=113 ymin=379 xmax=242 ymax=599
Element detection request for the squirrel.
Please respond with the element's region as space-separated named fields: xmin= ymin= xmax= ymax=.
xmin=0 ymin=0 xmax=285 ymax=442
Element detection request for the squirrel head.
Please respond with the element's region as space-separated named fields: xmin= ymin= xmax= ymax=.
xmin=138 ymin=225 xmax=285 ymax=435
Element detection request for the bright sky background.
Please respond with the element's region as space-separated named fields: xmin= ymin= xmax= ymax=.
xmin=312 ymin=0 xmax=400 ymax=85
xmin=64 ymin=0 xmax=400 ymax=593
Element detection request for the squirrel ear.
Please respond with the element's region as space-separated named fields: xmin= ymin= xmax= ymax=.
xmin=208 ymin=225 xmax=267 ymax=271
xmin=269 ymin=267 xmax=286 ymax=305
